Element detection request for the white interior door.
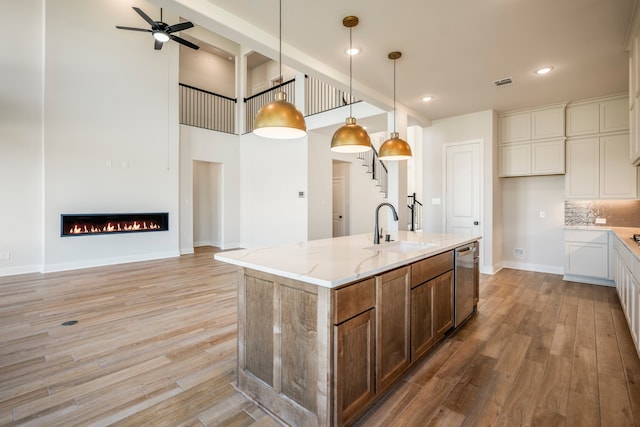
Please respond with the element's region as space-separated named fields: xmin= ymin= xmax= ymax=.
xmin=445 ymin=142 xmax=481 ymax=236
xmin=332 ymin=177 xmax=346 ymax=237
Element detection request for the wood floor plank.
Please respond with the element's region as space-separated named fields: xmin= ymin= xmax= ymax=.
xmin=2 ymin=256 xmax=640 ymax=427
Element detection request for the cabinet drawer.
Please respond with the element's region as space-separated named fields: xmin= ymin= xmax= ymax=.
xmin=565 ymin=229 xmax=609 ymax=244
xmin=334 ymin=278 xmax=375 ymax=324
xmin=411 ymin=251 xmax=454 ymax=288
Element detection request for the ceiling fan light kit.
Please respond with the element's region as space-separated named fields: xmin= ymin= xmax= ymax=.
xmin=116 ymin=7 xmax=199 ymax=51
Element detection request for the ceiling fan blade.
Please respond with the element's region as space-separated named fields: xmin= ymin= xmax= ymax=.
xmin=116 ymin=26 xmax=151 ymax=33
xmin=133 ymin=7 xmax=156 ymax=27
xmin=167 ymin=21 xmax=194 ymax=33
xmin=155 ymin=39 xmax=164 ymax=50
xmin=170 ymin=35 xmax=199 ymax=50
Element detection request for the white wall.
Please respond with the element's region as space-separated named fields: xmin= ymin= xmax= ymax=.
xmin=307 ymin=131 xmax=333 ymax=240
xmin=423 ymin=110 xmax=501 ymax=274
xmin=0 ymin=0 xmax=44 ymax=275
xmin=193 ymin=161 xmax=222 ymax=247
xmin=0 ymin=0 xmax=184 ymax=275
xmin=40 ymin=0 xmax=181 ymax=272
xmin=179 ymin=125 xmax=241 ymax=252
xmin=247 ymin=60 xmax=296 ymax=95
xmin=502 ymin=175 xmax=565 ymax=274
xmin=306 ymin=129 xmax=388 ymax=242
xmin=240 ymin=133 xmax=308 ymax=247
xmin=180 ymin=48 xmax=235 ymax=97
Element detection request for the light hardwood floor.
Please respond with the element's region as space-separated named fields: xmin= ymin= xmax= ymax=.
xmin=1 ymin=247 xmax=639 ymax=426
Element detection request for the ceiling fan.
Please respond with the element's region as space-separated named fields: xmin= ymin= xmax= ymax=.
xmin=116 ymin=7 xmax=199 ymax=51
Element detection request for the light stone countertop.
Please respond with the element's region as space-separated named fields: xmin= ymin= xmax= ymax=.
xmin=214 ymin=231 xmax=482 ymax=288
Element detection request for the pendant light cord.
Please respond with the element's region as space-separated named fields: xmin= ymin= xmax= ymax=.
xmin=393 ymin=58 xmax=397 ymax=133
xmin=279 ymin=0 xmax=283 ymax=84
xmin=349 ymin=25 xmax=353 ymax=118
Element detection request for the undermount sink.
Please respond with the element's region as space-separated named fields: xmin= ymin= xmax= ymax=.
xmin=365 ymin=241 xmax=439 ymax=253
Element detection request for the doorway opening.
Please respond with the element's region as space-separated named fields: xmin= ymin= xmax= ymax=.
xmin=332 ymin=160 xmax=350 ymax=237
xmin=193 ymin=160 xmax=223 ymax=249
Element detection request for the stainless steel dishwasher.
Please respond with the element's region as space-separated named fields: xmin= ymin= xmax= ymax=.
xmin=454 ymin=243 xmax=478 ymax=327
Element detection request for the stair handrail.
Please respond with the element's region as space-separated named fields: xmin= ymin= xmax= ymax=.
xmin=407 ymin=192 xmax=423 ymax=231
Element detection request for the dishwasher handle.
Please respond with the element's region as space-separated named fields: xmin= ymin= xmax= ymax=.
xmin=456 ymin=246 xmax=476 ymax=257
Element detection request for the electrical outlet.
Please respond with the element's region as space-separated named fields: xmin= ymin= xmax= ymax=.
xmin=514 ymin=248 xmax=525 ymax=259
xmin=0 ymin=252 xmax=10 ymax=261
xmin=595 ymin=218 xmax=606 ymax=224
xmin=432 ymin=198 xmax=441 ymax=205
xmin=539 ymin=211 xmax=545 ymax=219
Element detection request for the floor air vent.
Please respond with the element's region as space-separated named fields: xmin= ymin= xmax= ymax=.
xmin=493 ymin=77 xmax=513 ymax=87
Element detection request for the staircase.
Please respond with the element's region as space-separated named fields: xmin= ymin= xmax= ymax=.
xmin=357 ymin=147 xmax=388 ymax=198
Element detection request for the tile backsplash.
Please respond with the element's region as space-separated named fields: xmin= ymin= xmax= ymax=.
xmin=565 ymin=200 xmax=640 ymax=227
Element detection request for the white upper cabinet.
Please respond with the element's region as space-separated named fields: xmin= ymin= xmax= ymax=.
xmin=566 ymin=103 xmax=600 ymax=136
xmin=531 ymin=107 xmax=565 ymax=139
xmin=601 ymin=97 xmax=630 ymax=133
xmin=566 ymin=133 xmax=637 ymax=199
xmin=500 ymin=113 xmax=531 ymax=143
xmin=498 ymin=104 xmax=566 ymax=177
xmin=600 ymin=133 xmax=638 ymax=198
xmin=567 ymin=95 xmax=629 ymax=137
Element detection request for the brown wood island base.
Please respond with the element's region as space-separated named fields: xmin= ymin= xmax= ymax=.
xmin=231 ymin=242 xmax=479 ymax=426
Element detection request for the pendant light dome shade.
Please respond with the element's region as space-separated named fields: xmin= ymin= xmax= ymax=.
xmin=254 ymin=91 xmax=306 ymax=139
xmin=252 ymin=0 xmax=307 ymax=139
xmin=331 ymin=117 xmax=372 ymax=153
xmin=379 ymin=132 xmax=412 ymax=160
xmin=379 ymin=51 xmax=412 ymax=161
xmin=330 ymin=16 xmax=371 ymax=153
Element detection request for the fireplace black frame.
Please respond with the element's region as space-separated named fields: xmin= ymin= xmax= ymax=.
xmin=61 ymin=213 xmax=169 ymax=237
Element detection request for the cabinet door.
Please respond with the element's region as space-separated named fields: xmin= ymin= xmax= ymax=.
xmin=600 ymin=97 xmax=629 ymax=133
xmin=564 ymin=242 xmax=609 ymax=279
xmin=632 ymin=102 xmax=640 ymax=165
xmin=376 ymin=266 xmax=410 ymax=392
xmin=567 ymin=103 xmax=600 ymax=136
xmin=334 ymin=309 xmax=375 ymax=426
xmin=410 ymin=281 xmax=434 ymax=361
xmin=565 ymin=137 xmax=600 ymax=198
xmin=531 ymin=107 xmax=565 ymax=140
xmin=500 ymin=113 xmax=531 ymax=143
xmin=531 ymin=139 xmax=565 ymax=175
xmin=433 ymin=271 xmax=454 ymax=336
xmin=600 ymin=133 xmax=637 ymax=199
xmin=499 ymin=144 xmax=531 ymax=177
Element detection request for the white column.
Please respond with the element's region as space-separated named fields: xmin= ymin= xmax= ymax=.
xmin=385 ymin=108 xmax=409 ymax=234
xmin=236 ymin=46 xmax=250 ymax=135
xmin=294 ymin=71 xmax=306 ymax=115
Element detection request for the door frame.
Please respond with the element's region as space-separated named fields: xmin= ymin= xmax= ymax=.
xmin=442 ymin=139 xmax=484 ymax=239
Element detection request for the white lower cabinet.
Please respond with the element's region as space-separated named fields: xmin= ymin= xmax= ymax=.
xmin=614 ymin=235 xmax=640 ymax=349
xmin=564 ymin=229 xmax=613 ymax=285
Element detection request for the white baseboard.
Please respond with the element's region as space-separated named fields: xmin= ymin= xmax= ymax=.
xmin=0 ymin=264 xmax=43 ymax=277
xmin=501 ymin=260 xmax=564 ymax=275
xmin=180 ymin=247 xmax=195 ymax=255
xmin=43 ymin=251 xmax=180 ymax=273
xmin=563 ymin=274 xmax=615 ymax=287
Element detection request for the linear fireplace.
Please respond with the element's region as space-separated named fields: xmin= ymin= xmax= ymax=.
xmin=61 ymin=213 xmax=169 ymax=237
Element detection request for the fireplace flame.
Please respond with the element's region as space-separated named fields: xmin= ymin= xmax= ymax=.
xmin=68 ymin=220 xmax=161 ymax=235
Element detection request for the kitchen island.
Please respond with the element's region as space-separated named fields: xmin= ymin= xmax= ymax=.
xmin=215 ymin=231 xmax=481 ymax=426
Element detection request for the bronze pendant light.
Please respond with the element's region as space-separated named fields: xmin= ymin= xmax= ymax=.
xmin=253 ymin=0 xmax=307 ymax=139
xmin=379 ymin=51 xmax=412 ymax=160
xmin=330 ymin=16 xmax=372 ymax=153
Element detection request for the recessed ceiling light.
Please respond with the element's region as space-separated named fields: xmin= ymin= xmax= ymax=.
xmin=345 ymin=47 xmax=361 ymax=56
xmin=421 ymin=96 xmax=434 ymax=102
xmin=535 ymin=66 xmax=553 ymax=75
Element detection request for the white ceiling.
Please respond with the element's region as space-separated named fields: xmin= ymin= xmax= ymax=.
xmin=157 ymin=0 xmax=636 ymax=125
